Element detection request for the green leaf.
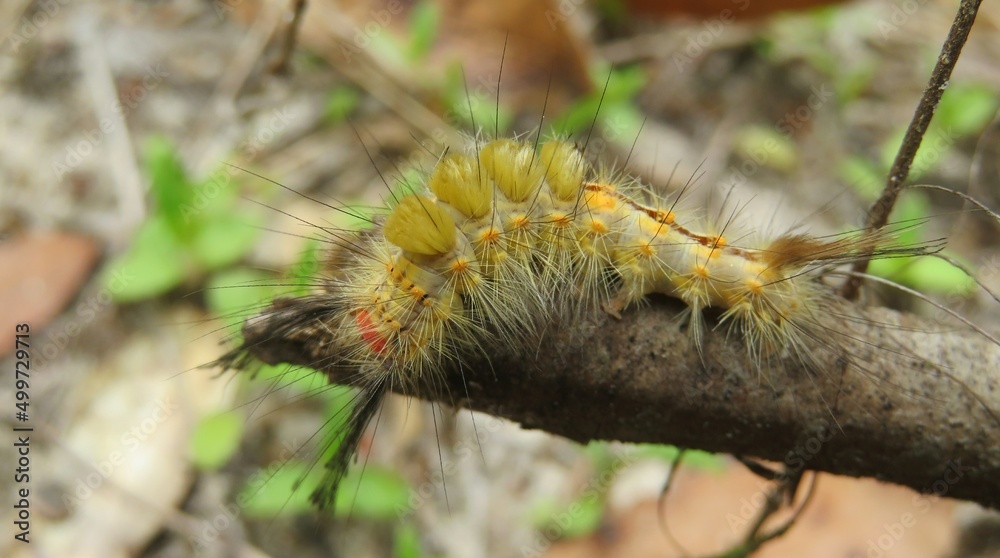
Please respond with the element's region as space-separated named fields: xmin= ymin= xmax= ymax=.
xmin=190 ymin=174 xmax=242 ymax=220
xmin=594 ymin=0 xmax=628 ymax=26
xmin=144 ymin=136 xmax=196 ymax=240
xmin=601 ymin=102 xmax=647 ymax=150
xmin=190 ymin=213 xmax=259 ymax=270
xmin=936 ymin=83 xmax=999 ymax=137
xmin=254 ymin=363 xmax=331 ymax=393
xmin=680 ymin=450 xmax=726 ymax=472
xmin=368 ymin=30 xmax=408 ymax=71
xmin=550 ymin=65 xmax=646 ymax=136
xmin=317 ymin=386 xmax=365 ymax=463
xmin=407 ymin=0 xmax=439 ymax=62
xmin=527 ymin=498 xmax=559 ymax=527
xmin=529 ymin=492 xmax=606 ymax=540
xmin=325 ymin=86 xmax=361 ymax=125
xmin=834 ymin=61 xmax=876 ymax=104
xmin=838 ymin=156 xmax=883 ymax=201
xmin=441 ymin=62 xmax=513 ymax=135
xmin=868 ymin=257 xmax=906 ymax=282
xmin=287 ymin=238 xmax=321 ymax=297
xmin=635 ymin=444 xmax=724 ymax=471
xmin=883 ymin=191 xmax=930 ymax=248
xmin=635 ymin=443 xmax=680 ymax=462
xmin=583 ymin=441 xmax=612 ymax=465
xmin=899 ymin=256 xmax=976 ymax=295
xmin=240 ymin=460 xmax=318 ymax=518
xmin=390 ymin=169 xmax=425 ymax=203
xmin=204 ymin=268 xmax=276 ymax=326
xmin=334 ymin=467 xmax=411 ymax=520
xmin=556 ymin=493 xmax=605 ymax=538
xmin=734 ymin=125 xmax=799 ymax=173
xmin=105 ymin=215 xmax=189 ymax=302
xmin=394 ymin=523 xmax=424 ymax=558
xmin=190 ymin=412 xmax=244 ymax=470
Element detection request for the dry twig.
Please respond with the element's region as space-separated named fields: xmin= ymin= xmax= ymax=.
xmin=842 ymin=0 xmax=984 ymax=300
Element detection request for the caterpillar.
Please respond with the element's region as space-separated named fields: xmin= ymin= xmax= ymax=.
xmin=214 ymin=127 xmax=991 ymax=514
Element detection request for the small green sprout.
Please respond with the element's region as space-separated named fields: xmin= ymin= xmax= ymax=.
xmin=102 ymin=136 xmax=262 ymax=302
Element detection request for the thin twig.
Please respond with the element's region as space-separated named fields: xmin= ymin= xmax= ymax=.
xmin=717 ymin=471 xmax=817 ymax=558
xmin=74 ymin=9 xmax=145 ymax=245
xmin=270 ymin=0 xmax=308 ymax=75
xmin=841 ymin=0 xmax=983 ymax=300
xmin=657 ymin=449 xmax=693 ymax=557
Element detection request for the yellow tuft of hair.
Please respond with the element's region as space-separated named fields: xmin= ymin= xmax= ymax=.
xmin=479 ymin=139 xmax=545 ymax=202
xmin=429 ymin=152 xmax=493 ymax=219
xmin=539 ymin=140 xmax=586 ymax=201
xmin=383 ymin=194 xmax=457 ymax=256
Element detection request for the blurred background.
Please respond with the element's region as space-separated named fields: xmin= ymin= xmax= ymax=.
xmin=2 ymin=0 xmax=1000 ymax=556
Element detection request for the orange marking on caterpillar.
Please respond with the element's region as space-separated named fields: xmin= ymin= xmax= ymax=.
xmin=479 ymin=228 xmax=501 ymax=244
xmin=589 ymin=220 xmax=609 ymax=234
xmin=552 ymin=214 xmax=572 ymax=227
xmin=512 ymin=215 xmax=531 ymax=229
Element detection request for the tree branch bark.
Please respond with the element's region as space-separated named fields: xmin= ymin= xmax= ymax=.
xmin=237 ymin=296 xmax=1000 ymax=510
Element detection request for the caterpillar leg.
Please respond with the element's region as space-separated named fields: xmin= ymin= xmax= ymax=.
xmin=601 ymin=298 xmax=625 ymax=320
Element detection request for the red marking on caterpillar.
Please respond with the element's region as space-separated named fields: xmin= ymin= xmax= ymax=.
xmin=355 ymin=309 xmax=388 ymax=355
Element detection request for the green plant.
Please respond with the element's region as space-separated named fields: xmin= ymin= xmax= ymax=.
xmin=526 ymin=442 xmax=721 ymax=541
xmin=190 ymin=411 xmax=244 ymax=471
xmin=365 ymin=0 xmax=441 ymax=71
xmin=101 ymin=136 xmax=263 ymax=302
xmin=232 ymin=378 xmax=411 ymax=519
xmin=440 ymin=61 xmax=514 ymax=135
xmin=548 ymin=63 xmax=646 ymax=142
xmin=324 ymin=85 xmax=362 ymax=125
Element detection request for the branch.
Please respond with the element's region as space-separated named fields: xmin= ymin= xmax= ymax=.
xmin=237 ymin=296 xmax=1000 ymax=510
xmin=842 ymin=0 xmax=983 ymax=299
